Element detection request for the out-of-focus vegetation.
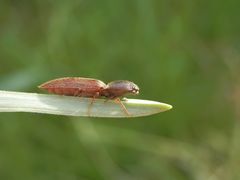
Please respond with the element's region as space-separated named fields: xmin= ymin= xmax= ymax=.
xmin=0 ymin=0 xmax=239 ymax=179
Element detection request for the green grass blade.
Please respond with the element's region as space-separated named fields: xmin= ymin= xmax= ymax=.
xmin=0 ymin=90 xmax=172 ymax=118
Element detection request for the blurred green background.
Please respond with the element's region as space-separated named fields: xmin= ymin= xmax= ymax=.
xmin=0 ymin=0 xmax=239 ymax=179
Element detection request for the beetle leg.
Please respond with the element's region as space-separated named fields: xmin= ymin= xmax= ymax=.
xmin=104 ymin=98 xmax=110 ymax=103
xmin=114 ymin=98 xmax=130 ymax=116
xmin=104 ymin=95 xmax=115 ymax=103
xmin=87 ymin=97 xmax=95 ymax=116
xmin=87 ymin=92 xmax=99 ymax=116
xmin=74 ymin=89 xmax=82 ymax=97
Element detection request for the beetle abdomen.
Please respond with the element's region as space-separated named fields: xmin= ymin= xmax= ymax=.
xmin=38 ymin=77 xmax=106 ymax=97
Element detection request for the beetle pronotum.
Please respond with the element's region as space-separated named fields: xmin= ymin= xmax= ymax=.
xmin=38 ymin=77 xmax=139 ymax=116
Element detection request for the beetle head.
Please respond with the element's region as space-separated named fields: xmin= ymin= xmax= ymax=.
xmin=129 ymin=82 xmax=139 ymax=95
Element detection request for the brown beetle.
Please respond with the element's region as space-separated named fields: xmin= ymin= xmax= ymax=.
xmin=38 ymin=77 xmax=139 ymax=116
